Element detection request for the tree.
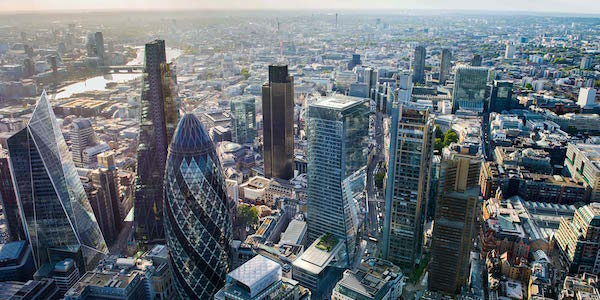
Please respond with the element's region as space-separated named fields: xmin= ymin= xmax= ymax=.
xmin=566 ymin=125 xmax=578 ymax=136
xmin=434 ymin=138 xmax=443 ymax=152
xmin=237 ymin=205 xmax=259 ymax=228
xmin=241 ymin=68 xmax=250 ymax=79
xmin=524 ymin=83 xmax=533 ymax=90
xmin=375 ymin=172 xmax=385 ymax=190
xmin=434 ymin=125 xmax=443 ymax=139
xmin=443 ymin=130 xmax=458 ymax=147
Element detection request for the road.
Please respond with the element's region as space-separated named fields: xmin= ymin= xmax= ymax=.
xmin=364 ymin=111 xmax=385 ymax=257
xmin=481 ymin=112 xmax=493 ymax=161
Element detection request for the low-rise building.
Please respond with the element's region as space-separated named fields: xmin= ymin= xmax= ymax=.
xmin=332 ymin=258 xmax=404 ymax=300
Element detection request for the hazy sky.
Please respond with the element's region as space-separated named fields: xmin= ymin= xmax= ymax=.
xmin=0 ymin=0 xmax=598 ymax=14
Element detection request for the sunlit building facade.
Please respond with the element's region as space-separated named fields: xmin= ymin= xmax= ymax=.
xmin=306 ymin=95 xmax=369 ymax=266
xmin=452 ymin=66 xmax=489 ymax=114
xmin=7 ymin=91 xmax=107 ymax=271
xmin=164 ymin=114 xmax=232 ymax=299
xmin=230 ymin=95 xmax=256 ymax=145
xmin=134 ymin=39 xmax=179 ymax=243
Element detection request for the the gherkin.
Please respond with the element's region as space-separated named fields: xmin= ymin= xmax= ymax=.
xmin=164 ymin=114 xmax=232 ymax=299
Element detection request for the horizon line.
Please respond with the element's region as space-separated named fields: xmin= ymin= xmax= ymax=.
xmin=1 ymin=8 xmax=600 ymax=17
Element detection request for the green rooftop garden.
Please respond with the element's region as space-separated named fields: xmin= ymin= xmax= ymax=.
xmin=316 ymin=233 xmax=338 ymax=252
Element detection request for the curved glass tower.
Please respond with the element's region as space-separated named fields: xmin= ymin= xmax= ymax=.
xmin=164 ymin=114 xmax=232 ymax=299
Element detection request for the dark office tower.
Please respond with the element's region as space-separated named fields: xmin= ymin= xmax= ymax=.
xmin=89 ymin=152 xmax=121 ymax=245
xmin=7 ymin=91 xmax=107 ymax=271
xmin=440 ymin=48 xmax=452 ymax=84
xmin=262 ymin=65 xmax=294 ymax=180
xmin=412 ymin=45 xmax=426 ymax=84
xmin=86 ymin=32 xmax=105 ymax=65
xmin=489 ymin=80 xmax=513 ymax=113
xmin=164 ymin=114 xmax=232 ymax=299
xmin=382 ymin=103 xmax=434 ymax=271
xmin=134 ymin=39 xmax=179 ymax=244
xmin=0 ymin=149 xmax=25 ymax=241
xmin=23 ymin=58 xmax=35 ymax=77
xmin=348 ymin=54 xmax=361 ymax=70
xmin=471 ymin=54 xmax=482 ymax=67
xmin=429 ymin=151 xmax=480 ymax=294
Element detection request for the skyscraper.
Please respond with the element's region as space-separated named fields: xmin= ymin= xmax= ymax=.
xmin=306 ymin=95 xmax=370 ymax=266
xmin=230 ymin=96 xmax=256 ymax=145
xmin=164 ymin=114 xmax=232 ymax=299
xmin=262 ymin=65 xmax=294 ymax=180
xmin=134 ymin=39 xmax=179 ymax=244
xmin=89 ymin=151 xmax=121 ymax=245
xmin=440 ymin=48 xmax=452 ymax=84
xmin=0 ymin=149 xmax=25 ymax=241
xmin=452 ymin=66 xmax=489 ymax=114
xmin=382 ymin=103 xmax=434 ymax=270
xmin=471 ymin=54 xmax=482 ymax=67
xmin=70 ymin=118 xmax=96 ymax=168
xmin=412 ymin=45 xmax=426 ymax=84
xmin=7 ymin=91 xmax=107 ymax=271
xmin=428 ymin=150 xmax=480 ymax=293
xmin=489 ymin=80 xmax=513 ymax=112
xmin=86 ymin=32 xmax=105 ymax=65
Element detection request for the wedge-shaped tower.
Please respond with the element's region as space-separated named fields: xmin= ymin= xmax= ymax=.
xmin=164 ymin=114 xmax=232 ymax=299
xmin=7 ymin=91 xmax=107 ymax=271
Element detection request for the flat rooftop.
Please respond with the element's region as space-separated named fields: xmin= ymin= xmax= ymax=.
xmin=228 ymin=255 xmax=280 ymax=294
xmin=311 ymin=95 xmax=366 ymax=111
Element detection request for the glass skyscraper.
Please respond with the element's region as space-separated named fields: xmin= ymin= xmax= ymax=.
xmin=452 ymin=66 xmax=489 ymax=114
xmin=440 ymin=48 xmax=452 ymax=85
xmin=164 ymin=114 xmax=232 ymax=299
xmin=382 ymin=103 xmax=434 ymax=270
xmin=230 ymin=95 xmax=256 ymax=145
xmin=134 ymin=39 xmax=179 ymax=243
xmin=412 ymin=45 xmax=426 ymax=84
xmin=262 ymin=65 xmax=294 ymax=180
xmin=7 ymin=91 xmax=107 ymax=271
xmin=306 ymin=95 xmax=369 ymax=266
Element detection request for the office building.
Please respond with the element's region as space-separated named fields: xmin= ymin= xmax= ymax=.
xmin=0 ymin=149 xmax=25 ymax=241
xmin=262 ymin=65 xmax=294 ymax=180
xmin=0 ymin=279 xmax=60 ymax=300
xmin=428 ymin=151 xmax=481 ymax=293
xmin=382 ymin=103 xmax=434 ymax=270
xmin=34 ymin=259 xmax=81 ymax=296
xmin=332 ymin=258 xmax=405 ymax=300
xmin=439 ymin=48 xmax=452 ymax=84
xmin=348 ymin=54 xmax=361 ymax=70
xmin=70 ymin=118 xmax=96 ymax=168
xmin=230 ymin=95 xmax=257 ymax=145
xmin=306 ymin=95 xmax=369 ymax=266
xmin=0 ymin=240 xmax=35 ymax=282
xmin=292 ymin=234 xmax=345 ymax=299
xmin=555 ymin=203 xmax=600 ymax=274
xmin=471 ymin=54 xmax=482 ymax=66
xmin=505 ymin=43 xmax=516 ymax=59
xmin=89 ymin=151 xmax=121 ymax=245
xmin=489 ymin=80 xmax=513 ymax=112
xmin=134 ymin=39 xmax=179 ymax=244
xmin=452 ymin=66 xmax=489 ymax=114
xmin=581 ymin=56 xmax=593 ymax=70
xmin=214 ymin=254 xmax=310 ymax=300
xmin=578 ymin=87 xmax=597 ymax=109
xmin=164 ymin=114 xmax=232 ymax=299
xmin=412 ymin=45 xmax=426 ymax=84
xmin=7 ymin=91 xmax=107 ymax=272
xmin=64 ymin=270 xmax=146 ymax=300
xmin=86 ymin=32 xmax=105 ymax=65
xmin=565 ymin=143 xmax=600 ymax=202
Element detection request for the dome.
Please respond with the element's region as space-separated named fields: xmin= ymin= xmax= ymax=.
xmin=170 ymin=113 xmax=213 ymax=155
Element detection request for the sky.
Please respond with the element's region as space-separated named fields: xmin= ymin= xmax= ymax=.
xmin=0 ymin=0 xmax=598 ymax=14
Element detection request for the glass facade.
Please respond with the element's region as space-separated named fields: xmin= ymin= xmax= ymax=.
xmin=452 ymin=66 xmax=489 ymax=113
xmin=306 ymin=95 xmax=369 ymax=266
xmin=262 ymin=65 xmax=294 ymax=180
xmin=134 ymin=39 xmax=179 ymax=243
xmin=382 ymin=103 xmax=434 ymax=270
xmin=7 ymin=91 xmax=107 ymax=270
xmin=230 ymin=96 xmax=256 ymax=145
xmin=489 ymin=80 xmax=513 ymax=112
xmin=164 ymin=114 xmax=232 ymax=299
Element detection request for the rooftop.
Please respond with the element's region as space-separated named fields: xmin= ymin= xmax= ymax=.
xmin=293 ymin=234 xmax=342 ymax=275
xmin=227 ymin=255 xmax=281 ymax=297
xmin=311 ymin=95 xmax=366 ymax=110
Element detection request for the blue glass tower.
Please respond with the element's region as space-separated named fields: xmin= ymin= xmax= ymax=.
xmin=164 ymin=114 xmax=232 ymax=299
xmin=7 ymin=91 xmax=107 ymax=271
xmin=305 ymin=95 xmax=370 ymax=266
